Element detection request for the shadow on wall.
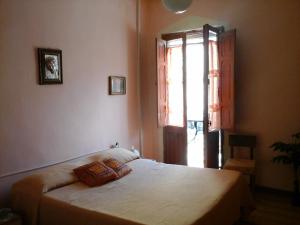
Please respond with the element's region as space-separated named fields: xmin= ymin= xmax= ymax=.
xmin=159 ymin=16 xmax=228 ymax=36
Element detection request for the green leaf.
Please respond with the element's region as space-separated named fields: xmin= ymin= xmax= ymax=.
xmin=272 ymin=155 xmax=292 ymax=164
xmin=292 ymin=132 xmax=300 ymax=139
xmin=270 ymin=142 xmax=291 ymax=153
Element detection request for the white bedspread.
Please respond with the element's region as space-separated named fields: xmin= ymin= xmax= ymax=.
xmin=37 ymin=159 xmax=254 ymax=225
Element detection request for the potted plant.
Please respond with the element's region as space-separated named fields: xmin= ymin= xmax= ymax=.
xmin=0 ymin=208 xmax=14 ymax=223
xmin=270 ymin=132 xmax=300 ymax=206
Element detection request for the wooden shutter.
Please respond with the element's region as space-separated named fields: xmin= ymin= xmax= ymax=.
xmin=218 ymin=30 xmax=236 ymax=130
xmin=156 ymin=38 xmax=168 ymax=127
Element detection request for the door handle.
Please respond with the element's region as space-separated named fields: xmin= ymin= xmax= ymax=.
xmin=208 ymin=121 xmax=212 ymax=127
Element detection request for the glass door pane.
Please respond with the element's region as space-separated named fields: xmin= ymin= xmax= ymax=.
xmin=186 ymin=33 xmax=204 ymax=168
xmin=207 ymin=31 xmax=221 ymax=131
xmin=166 ymin=38 xmax=184 ymax=127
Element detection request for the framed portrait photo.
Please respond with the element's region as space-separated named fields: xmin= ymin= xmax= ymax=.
xmin=109 ymin=76 xmax=126 ymax=95
xmin=38 ymin=48 xmax=63 ymax=85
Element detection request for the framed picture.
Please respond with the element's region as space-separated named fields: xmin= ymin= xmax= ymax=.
xmin=38 ymin=48 xmax=63 ymax=85
xmin=109 ymin=76 xmax=126 ymax=95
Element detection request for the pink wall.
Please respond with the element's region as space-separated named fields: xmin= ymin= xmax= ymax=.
xmin=0 ymin=0 xmax=140 ymax=203
xmin=140 ymin=0 xmax=300 ymax=191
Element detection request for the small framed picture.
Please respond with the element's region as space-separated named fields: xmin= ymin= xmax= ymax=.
xmin=109 ymin=76 xmax=126 ymax=95
xmin=38 ymin=48 xmax=63 ymax=85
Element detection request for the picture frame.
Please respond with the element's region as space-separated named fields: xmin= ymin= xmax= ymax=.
xmin=38 ymin=48 xmax=63 ymax=85
xmin=109 ymin=76 xmax=126 ymax=95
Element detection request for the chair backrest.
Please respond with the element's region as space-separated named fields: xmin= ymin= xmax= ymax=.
xmin=229 ymin=134 xmax=256 ymax=160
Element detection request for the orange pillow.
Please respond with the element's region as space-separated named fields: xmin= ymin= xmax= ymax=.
xmin=73 ymin=161 xmax=118 ymax=187
xmin=103 ymin=158 xmax=132 ymax=178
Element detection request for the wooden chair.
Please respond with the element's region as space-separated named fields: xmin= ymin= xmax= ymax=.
xmin=223 ymin=134 xmax=256 ymax=191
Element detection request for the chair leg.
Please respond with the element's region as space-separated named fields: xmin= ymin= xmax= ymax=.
xmin=250 ymin=175 xmax=255 ymax=193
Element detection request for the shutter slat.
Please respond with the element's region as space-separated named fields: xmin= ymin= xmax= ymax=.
xmin=218 ymin=30 xmax=236 ymax=130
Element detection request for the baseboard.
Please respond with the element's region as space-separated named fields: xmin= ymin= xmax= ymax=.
xmin=255 ymin=185 xmax=292 ymax=196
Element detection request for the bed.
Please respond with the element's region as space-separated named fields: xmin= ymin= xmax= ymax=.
xmin=11 ymin=148 xmax=254 ymax=225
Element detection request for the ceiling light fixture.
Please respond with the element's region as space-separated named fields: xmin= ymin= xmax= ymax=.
xmin=161 ymin=0 xmax=193 ymax=14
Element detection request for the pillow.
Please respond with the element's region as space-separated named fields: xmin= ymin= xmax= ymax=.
xmin=73 ymin=161 xmax=118 ymax=187
xmin=103 ymin=158 xmax=132 ymax=178
xmin=86 ymin=148 xmax=139 ymax=164
xmin=12 ymin=163 xmax=79 ymax=194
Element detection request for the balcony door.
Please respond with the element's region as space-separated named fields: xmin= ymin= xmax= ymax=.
xmin=157 ymin=33 xmax=187 ymax=165
xmin=157 ymin=25 xmax=235 ymax=167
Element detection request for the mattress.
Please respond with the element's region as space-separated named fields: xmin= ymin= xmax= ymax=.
xmin=12 ymin=155 xmax=254 ymax=225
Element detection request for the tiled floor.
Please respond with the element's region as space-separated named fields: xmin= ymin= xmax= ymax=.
xmin=240 ymin=191 xmax=300 ymax=225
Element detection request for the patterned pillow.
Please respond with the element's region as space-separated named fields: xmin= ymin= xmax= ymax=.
xmin=73 ymin=161 xmax=118 ymax=187
xmin=103 ymin=158 xmax=132 ymax=178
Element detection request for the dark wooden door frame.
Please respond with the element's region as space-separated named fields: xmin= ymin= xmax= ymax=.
xmin=162 ymin=25 xmax=226 ymax=167
xmin=203 ymin=24 xmax=224 ymax=168
xmin=163 ymin=34 xmax=188 ymax=165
